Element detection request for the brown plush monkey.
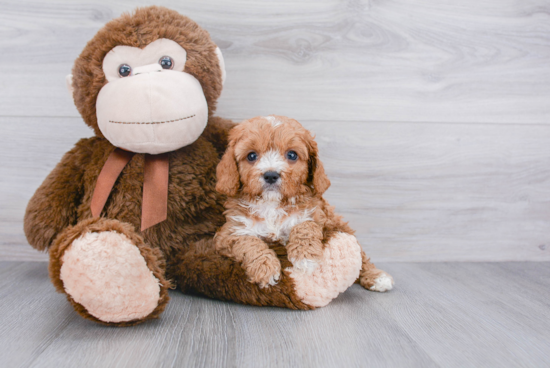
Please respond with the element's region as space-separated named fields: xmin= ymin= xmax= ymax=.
xmin=24 ymin=6 xmax=375 ymax=326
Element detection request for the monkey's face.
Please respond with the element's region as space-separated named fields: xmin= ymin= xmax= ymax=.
xmin=94 ymin=38 xmax=215 ymax=154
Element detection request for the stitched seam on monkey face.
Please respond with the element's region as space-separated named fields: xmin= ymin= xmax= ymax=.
xmin=108 ymin=114 xmax=196 ymax=125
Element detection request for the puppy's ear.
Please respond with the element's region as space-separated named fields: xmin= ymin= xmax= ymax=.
xmin=307 ymin=135 xmax=330 ymax=196
xmin=216 ymin=144 xmax=240 ymax=196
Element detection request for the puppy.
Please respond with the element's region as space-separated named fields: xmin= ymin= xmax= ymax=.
xmin=215 ymin=115 xmax=394 ymax=292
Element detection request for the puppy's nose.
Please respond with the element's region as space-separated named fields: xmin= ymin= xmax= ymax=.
xmin=263 ymin=171 xmax=280 ymax=184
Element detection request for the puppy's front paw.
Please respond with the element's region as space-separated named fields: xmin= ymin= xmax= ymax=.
xmin=287 ymin=238 xmax=324 ymax=274
xmin=245 ymin=252 xmax=281 ymax=288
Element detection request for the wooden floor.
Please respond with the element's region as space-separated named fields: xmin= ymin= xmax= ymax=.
xmin=1 ymin=261 xmax=549 ymax=368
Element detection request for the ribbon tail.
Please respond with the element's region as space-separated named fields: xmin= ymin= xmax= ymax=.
xmin=142 ymin=153 xmax=170 ymax=231
xmin=91 ymin=148 xmax=135 ymax=218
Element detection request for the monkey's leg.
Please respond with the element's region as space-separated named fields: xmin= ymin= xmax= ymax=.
xmin=49 ymin=218 xmax=170 ymax=326
xmin=356 ymin=250 xmax=395 ymax=292
xmin=172 ymin=233 xmax=363 ymax=309
xmin=171 ymin=238 xmax=311 ymax=309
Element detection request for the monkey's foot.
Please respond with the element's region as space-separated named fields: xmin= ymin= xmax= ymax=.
xmin=50 ymin=218 xmax=170 ymax=325
xmin=60 ymin=231 xmax=161 ymax=323
xmin=286 ymin=232 xmax=362 ymax=307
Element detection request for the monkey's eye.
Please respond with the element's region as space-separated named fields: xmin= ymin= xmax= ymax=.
xmin=118 ymin=64 xmax=132 ymax=77
xmin=159 ymin=56 xmax=174 ymax=70
xmin=286 ymin=151 xmax=298 ymax=161
xmin=247 ymin=152 xmax=258 ymax=162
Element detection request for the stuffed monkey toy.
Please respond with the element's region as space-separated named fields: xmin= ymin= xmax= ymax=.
xmin=24 ymin=6 xmax=383 ymax=326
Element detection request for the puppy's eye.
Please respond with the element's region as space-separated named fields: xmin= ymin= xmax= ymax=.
xmin=159 ymin=56 xmax=174 ymax=70
xmin=247 ymin=152 xmax=258 ymax=162
xmin=286 ymin=151 xmax=298 ymax=161
xmin=118 ymin=64 xmax=132 ymax=77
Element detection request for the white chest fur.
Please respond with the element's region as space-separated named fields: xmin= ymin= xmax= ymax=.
xmin=230 ymin=196 xmax=314 ymax=244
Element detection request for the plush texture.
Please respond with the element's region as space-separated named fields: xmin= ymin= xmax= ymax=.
xmin=70 ymin=7 xmax=224 ymax=137
xmin=24 ymin=7 xmax=380 ymax=326
xmin=288 ymin=232 xmax=363 ymax=307
xmin=96 ymin=70 xmax=208 ymax=154
xmin=102 ymin=39 xmax=188 ymax=81
xmin=60 ymin=231 xmax=161 ymax=323
xmin=48 ymin=217 xmax=171 ymax=326
xmin=96 ymin=38 xmax=209 ymax=154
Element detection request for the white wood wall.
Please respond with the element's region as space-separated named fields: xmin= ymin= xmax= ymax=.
xmin=1 ymin=0 xmax=549 ymax=262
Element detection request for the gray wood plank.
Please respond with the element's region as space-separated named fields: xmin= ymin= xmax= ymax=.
xmin=1 ymin=261 xmax=550 ymax=368
xmin=3 ymin=117 xmax=550 ymax=262
xmin=2 ymin=262 xmax=435 ymax=368
xmin=0 ymin=0 xmax=549 ymax=124
xmin=375 ymin=262 xmax=550 ymax=367
xmin=227 ymin=295 xmax=438 ymax=368
xmin=0 ymin=262 xmax=78 ymax=368
xmin=29 ymin=293 xmax=237 ymax=368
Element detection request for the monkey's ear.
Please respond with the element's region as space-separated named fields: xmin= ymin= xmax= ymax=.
xmin=216 ymin=145 xmax=240 ymax=196
xmin=215 ymin=47 xmax=226 ymax=86
xmin=65 ymin=74 xmax=74 ymax=96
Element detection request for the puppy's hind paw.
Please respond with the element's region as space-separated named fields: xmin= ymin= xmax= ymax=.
xmin=368 ymin=273 xmax=394 ymax=292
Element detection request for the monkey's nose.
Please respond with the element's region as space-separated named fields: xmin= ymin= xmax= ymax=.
xmin=133 ymin=63 xmax=163 ymax=76
xmin=263 ymin=171 xmax=280 ymax=184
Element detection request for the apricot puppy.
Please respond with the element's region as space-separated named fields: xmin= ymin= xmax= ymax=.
xmin=215 ymin=115 xmax=394 ymax=291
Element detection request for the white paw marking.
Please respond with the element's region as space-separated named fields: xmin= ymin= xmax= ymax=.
xmin=369 ymin=273 xmax=394 ymax=292
xmin=289 ymin=257 xmax=319 ymax=274
xmin=259 ymin=273 xmax=280 ymax=288
xmin=268 ymin=273 xmax=280 ymax=286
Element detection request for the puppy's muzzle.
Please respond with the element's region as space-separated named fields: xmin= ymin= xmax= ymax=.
xmin=263 ymin=171 xmax=280 ymax=184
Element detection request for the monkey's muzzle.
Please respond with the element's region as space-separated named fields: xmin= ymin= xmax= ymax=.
xmin=96 ymin=69 xmax=208 ymax=154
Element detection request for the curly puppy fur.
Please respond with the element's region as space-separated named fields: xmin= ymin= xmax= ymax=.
xmin=215 ymin=116 xmax=390 ymax=290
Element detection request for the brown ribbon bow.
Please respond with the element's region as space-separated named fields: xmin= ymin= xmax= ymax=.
xmin=90 ymin=148 xmax=169 ymax=231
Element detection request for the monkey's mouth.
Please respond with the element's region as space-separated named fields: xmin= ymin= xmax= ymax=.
xmin=108 ymin=114 xmax=196 ymax=125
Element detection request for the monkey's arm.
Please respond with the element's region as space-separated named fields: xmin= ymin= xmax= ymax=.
xmin=24 ymin=138 xmax=94 ymax=251
xmin=201 ymin=116 xmax=237 ymax=156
